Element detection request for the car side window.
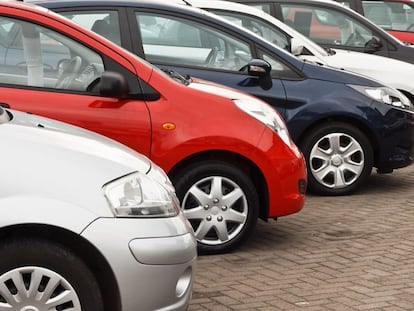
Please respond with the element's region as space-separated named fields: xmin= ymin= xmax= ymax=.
xmin=59 ymin=11 xmax=121 ymax=46
xmin=135 ymin=12 xmax=253 ymax=72
xmin=208 ymin=10 xmax=290 ymax=51
xmin=0 ymin=16 xmax=104 ymax=92
xmin=362 ymin=1 xmax=414 ymax=32
xmin=280 ymin=4 xmax=374 ymax=47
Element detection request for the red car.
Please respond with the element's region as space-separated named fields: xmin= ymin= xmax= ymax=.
xmin=0 ymin=1 xmax=306 ymax=254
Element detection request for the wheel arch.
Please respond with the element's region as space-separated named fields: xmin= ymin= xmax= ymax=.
xmin=167 ymin=150 xmax=269 ymax=221
xmin=0 ymin=223 xmax=121 ymax=311
xmin=296 ymin=116 xmax=380 ymax=166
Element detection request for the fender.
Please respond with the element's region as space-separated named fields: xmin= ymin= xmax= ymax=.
xmin=0 ymin=196 xmax=100 ymax=233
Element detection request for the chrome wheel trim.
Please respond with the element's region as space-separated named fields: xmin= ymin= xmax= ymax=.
xmin=0 ymin=266 xmax=81 ymax=310
xmin=182 ymin=176 xmax=248 ymax=246
xmin=309 ymin=132 xmax=364 ymax=189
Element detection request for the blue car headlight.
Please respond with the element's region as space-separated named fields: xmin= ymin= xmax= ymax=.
xmin=349 ymin=85 xmax=413 ymax=111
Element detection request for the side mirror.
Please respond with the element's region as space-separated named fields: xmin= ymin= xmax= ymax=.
xmin=290 ymin=37 xmax=304 ymax=56
xmin=364 ymin=36 xmax=382 ymax=52
xmin=99 ymin=71 xmax=129 ymax=98
xmin=247 ymin=58 xmax=271 ymax=77
xmin=247 ymin=59 xmax=272 ymax=90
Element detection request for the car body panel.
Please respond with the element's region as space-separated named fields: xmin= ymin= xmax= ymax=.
xmin=82 ymin=217 xmax=196 ymax=311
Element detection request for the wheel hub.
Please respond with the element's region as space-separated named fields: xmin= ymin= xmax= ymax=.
xmin=22 ymin=307 xmax=39 ymax=311
xmin=331 ymin=154 xmax=343 ymax=167
xmin=211 ymin=205 xmax=220 ymax=215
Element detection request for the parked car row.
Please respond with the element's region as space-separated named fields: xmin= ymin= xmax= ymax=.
xmin=1 ymin=0 xmax=307 ymax=256
xmin=0 ymin=0 xmax=306 ymax=309
xmin=1 ymin=0 xmax=414 ymax=309
xmin=33 ymin=0 xmax=414 ymax=197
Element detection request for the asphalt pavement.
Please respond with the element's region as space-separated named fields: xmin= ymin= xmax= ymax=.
xmin=188 ymin=164 xmax=414 ymax=310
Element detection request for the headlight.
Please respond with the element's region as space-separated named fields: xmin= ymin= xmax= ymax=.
xmin=103 ymin=172 xmax=180 ymax=218
xmin=233 ymin=99 xmax=292 ymax=146
xmin=349 ymin=85 xmax=413 ymax=111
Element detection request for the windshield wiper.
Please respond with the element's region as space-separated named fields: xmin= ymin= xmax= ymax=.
xmin=161 ymin=69 xmax=192 ymax=85
xmin=325 ymin=47 xmax=336 ymax=55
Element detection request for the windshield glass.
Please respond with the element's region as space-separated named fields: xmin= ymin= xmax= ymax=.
xmin=208 ymin=8 xmax=329 ymax=57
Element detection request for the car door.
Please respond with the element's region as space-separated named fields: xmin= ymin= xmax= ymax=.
xmin=0 ymin=13 xmax=151 ymax=156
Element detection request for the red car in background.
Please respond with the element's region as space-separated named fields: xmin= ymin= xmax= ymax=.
xmin=336 ymin=0 xmax=414 ymax=43
xmin=0 ymin=1 xmax=306 ymax=254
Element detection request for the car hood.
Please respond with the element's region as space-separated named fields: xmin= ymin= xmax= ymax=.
xmin=300 ymin=49 xmax=414 ymax=94
xmin=4 ymin=109 xmax=151 ymax=176
xmin=0 ymin=109 xmax=153 ymax=217
xmin=301 ymin=59 xmax=384 ymax=87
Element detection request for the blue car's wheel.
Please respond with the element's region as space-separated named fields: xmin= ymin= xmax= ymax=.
xmin=301 ymin=121 xmax=373 ymax=195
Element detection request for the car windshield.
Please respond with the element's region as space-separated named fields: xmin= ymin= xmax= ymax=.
xmin=361 ymin=0 xmax=414 ymax=32
xmin=208 ymin=8 xmax=330 ymax=57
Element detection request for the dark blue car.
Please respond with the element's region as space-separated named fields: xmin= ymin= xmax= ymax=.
xmin=33 ymin=0 xmax=414 ymax=195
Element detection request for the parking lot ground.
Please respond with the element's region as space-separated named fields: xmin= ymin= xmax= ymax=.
xmin=188 ymin=165 xmax=414 ymax=311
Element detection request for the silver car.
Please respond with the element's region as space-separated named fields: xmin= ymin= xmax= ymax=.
xmin=0 ymin=107 xmax=197 ymax=311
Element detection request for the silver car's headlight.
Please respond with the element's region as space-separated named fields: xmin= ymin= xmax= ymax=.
xmin=233 ymin=99 xmax=292 ymax=146
xmin=349 ymin=85 xmax=413 ymax=111
xmin=103 ymin=172 xmax=180 ymax=218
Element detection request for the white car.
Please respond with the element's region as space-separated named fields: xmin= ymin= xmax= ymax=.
xmin=0 ymin=107 xmax=196 ymax=311
xmin=186 ymin=0 xmax=414 ymax=98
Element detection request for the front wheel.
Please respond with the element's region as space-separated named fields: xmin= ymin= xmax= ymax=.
xmin=0 ymin=238 xmax=104 ymax=311
xmin=300 ymin=122 xmax=373 ymax=195
xmin=173 ymin=160 xmax=259 ymax=254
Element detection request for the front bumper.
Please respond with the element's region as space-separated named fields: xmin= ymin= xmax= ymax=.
xmin=374 ymin=106 xmax=414 ymax=173
xmin=254 ymin=128 xmax=307 ymax=218
xmin=81 ymin=214 xmax=197 ymax=311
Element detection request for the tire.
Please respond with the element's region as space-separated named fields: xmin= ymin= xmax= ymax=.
xmin=173 ymin=160 xmax=259 ymax=254
xmin=300 ymin=122 xmax=373 ymax=196
xmin=0 ymin=238 xmax=104 ymax=311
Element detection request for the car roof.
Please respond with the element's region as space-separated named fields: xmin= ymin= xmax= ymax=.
xmin=32 ymin=0 xmax=306 ymax=68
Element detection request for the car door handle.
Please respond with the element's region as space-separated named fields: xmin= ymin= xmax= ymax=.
xmin=0 ymin=103 xmax=10 ymax=108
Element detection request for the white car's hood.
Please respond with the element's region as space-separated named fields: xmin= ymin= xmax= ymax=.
xmin=300 ymin=49 xmax=414 ymax=94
